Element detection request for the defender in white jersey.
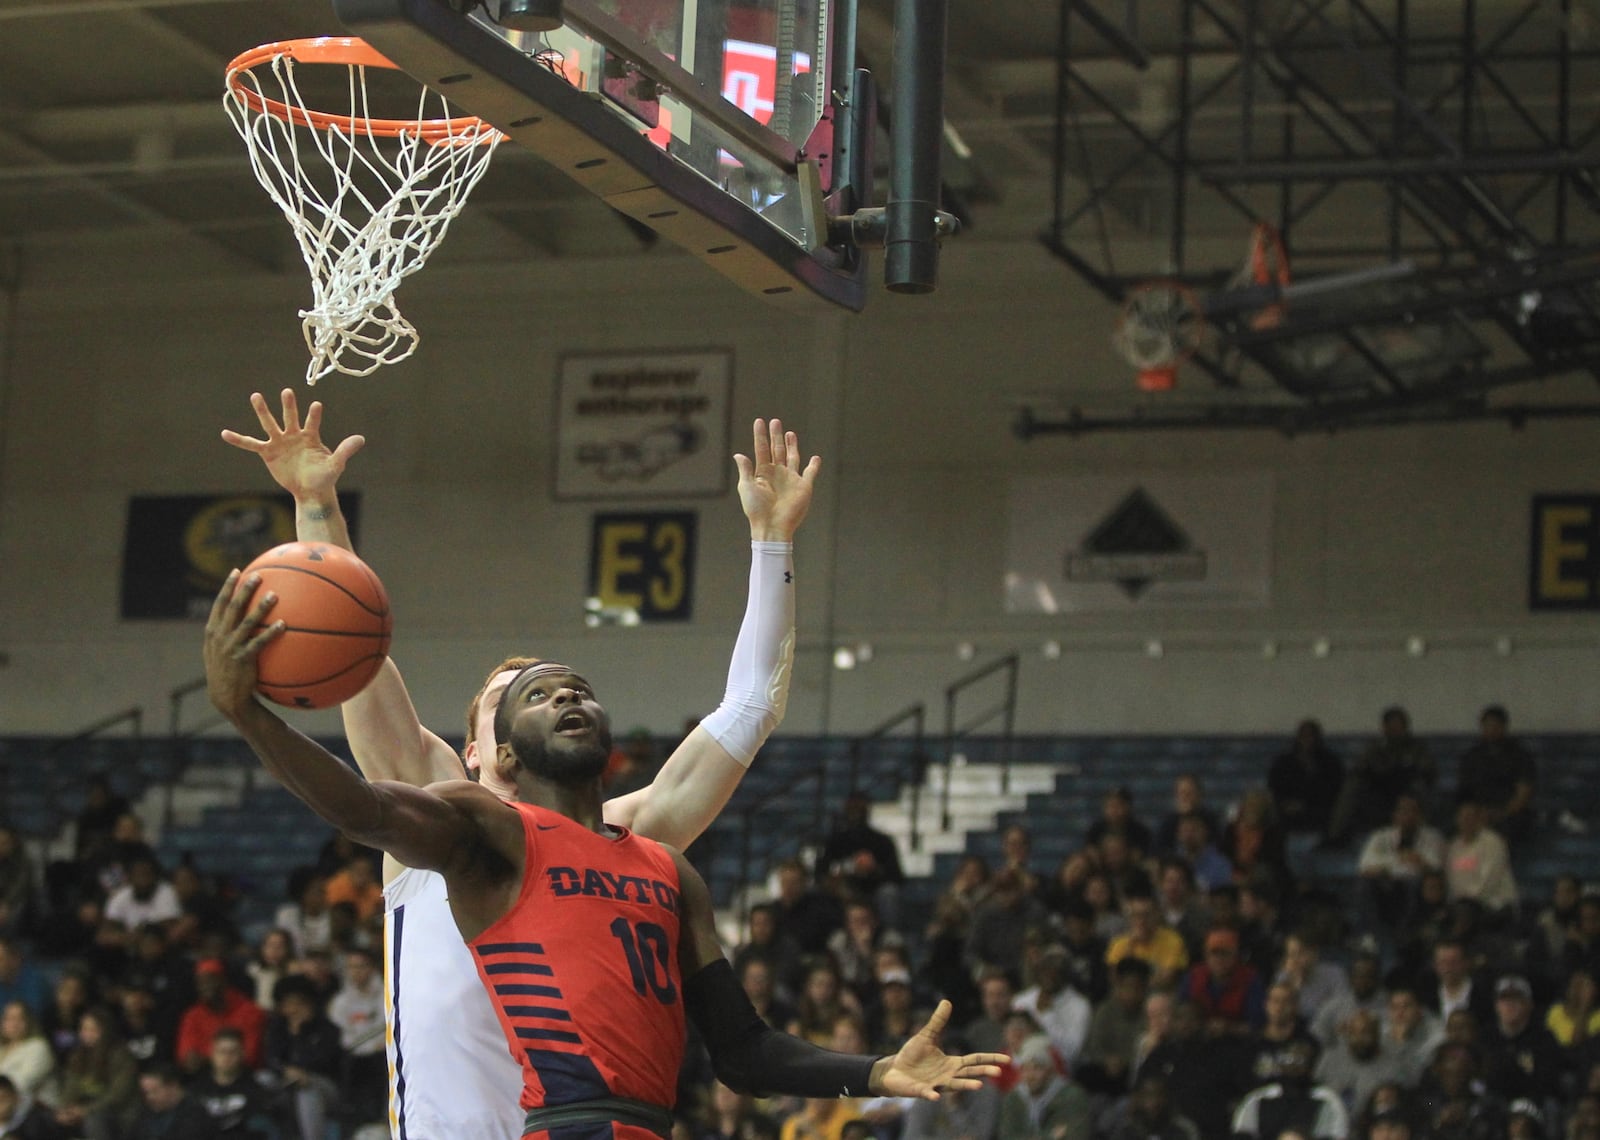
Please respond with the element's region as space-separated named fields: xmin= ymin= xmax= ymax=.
xmin=225 ymin=394 xmax=818 ymax=1140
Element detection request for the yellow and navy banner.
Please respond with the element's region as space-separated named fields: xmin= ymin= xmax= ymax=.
xmin=587 ymin=512 xmax=696 ymax=623
xmin=120 ymin=493 xmax=361 ymax=620
xmin=1530 ymin=494 xmax=1599 ymax=611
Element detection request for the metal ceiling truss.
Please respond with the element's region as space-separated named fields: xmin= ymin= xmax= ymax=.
xmin=1033 ymin=0 xmax=1600 ymax=435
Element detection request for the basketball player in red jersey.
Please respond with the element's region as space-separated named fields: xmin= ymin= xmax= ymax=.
xmin=205 ymin=612 xmax=1006 ymax=1138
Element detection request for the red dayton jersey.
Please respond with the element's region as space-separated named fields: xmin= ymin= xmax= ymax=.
xmin=468 ymin=803 xmax=686 ymax=1136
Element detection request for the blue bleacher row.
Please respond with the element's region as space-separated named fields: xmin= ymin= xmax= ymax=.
xmin=7 ymin=731 xmax=1600 ymax=937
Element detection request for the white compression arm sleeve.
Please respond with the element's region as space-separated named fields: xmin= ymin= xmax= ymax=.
xmin=697 ymin=541 xmax=795 ymax=767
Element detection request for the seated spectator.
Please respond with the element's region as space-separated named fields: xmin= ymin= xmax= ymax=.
xmin=701 ymin=1081 xmax=774 ymax=1140
xmin=1456 ymin=705 xmax=1536 ymax=843
xmin=1357 ymin=793 xmax=1446 ymax=930
xmin=737 ymin=956 xmax=796 ymax=1032
xmin=1136 ymin=997 xmax=1250 ymax=1139
xmin=788 ymin=959 xmax=859 ymax=1047
xmin=1229 ymin=1038 xmax=1349 ymax=1140
xmin=1087 ymin=787 xmax=1154 ymax=863
xmin=1563 ymin=893 xmax=1600 ymax=978
xmin=1267 ymin=720 xmax=1345 ymax=840
xmin=1482 ymin=974 xmax=1565 ymax=1110
xmin=864 ymin=968 xmax=920 ymax=1055
xmin=1361 ymin=1101 xmax=1419 ymax=1140
xmin=122 ymin=1061 xmax=213 ymax=1140
xmin=0 ymin=939 xmax=49 ymax=1020
xmin=1183 ymin=927 xmax=1265 ymax=1037
xmin=1056 ymin=899 xmax=1110 ymax=1005
xmin=1380 ymin=982 xmax=1442 ymax=1087
xmin=1155 ymin=775 xmax=1224 ymax=857
xmin=1097 ymin=833 xmax=1147 ymax=903
xmin=778 ymin=1097 xmax=859 ymax=1140
xmin=1314 ymin=1009 xmax=1410 ymax=1120
xmin=119 ymin=928 xmax=192 ymax=1047
xmin=40 ymin=974 xmax=92 ymax=1061
xmin=1395 ymin=870 xmax=1452 ymax=981
xmin=1535 ymin=874 xmax=1582 ymax=968
xmin=1082 ymin=873 xmax=1128 ymax=943
xmin=1446 ymin=799 xmax=1519 ymax=918
xmin=962 ymin=969 xmax=1016 ymax=1056
xmin=1156 ymin=860 xmax=1210 ymax=953
xmin=1075 ymin=956 xmax=1150 ymax=1095
xmin=966 ymin=871 xmax=1050 ymax=981
xmin=72 ymin=777 xmax=129 ymax=865
xmin=993 ymin=1010 xmax=1051 ymax=1095
xmin=52 ymin=1006 xmax=138 ymax=1140
xmin=33 ymin=898 xmax=106 ymax=969
xmin=1012 ymin=945 xmax=1091 ymax=1067
xmin=273 ymin=870 xmax=333 ymax=958
xmin=734 ymin=904 xmax=804 ymax=1000
xmin=1548 ymin=964 xmax=1600 ymax=1049
xmin=0 ymin=827 xmax=38 ymax=941
xmin=0 ymin=1073 xmax=61 ymax=1140
xmin=260 ymin=976 xmax=344 ymax=1140
xmin=328 ymin=946 xmax=385 ymax=1127
xmin=189 ymin=1027 xmax=274 ymax=1139
xmin=997 ymin=826 xmax=1039 ymax=898
xmin=1329 ymin=707 xmax=1437 ymax=844
xmin=996 ymin=1035 xmax=1091 ymax=1140
xmin=1311 ymin=950 xmax=1386 ymax=1048
xmin=246 ymin=929 xmax=294 ymax=1012
xmin=322 ymin=856 xmax=383 ymax=925
xmin=920 ymin=894 xmax=978 ymax=1022
xmin=1236 ymin=875 xmax=1287 ymax=976
xmin=113 ymin=983 xmax=170 ymax=1068
xmin=103 ymin=857 xmax=181 ymax=937
xmin=901 ymin=1078 xmax=1000 ymax=1140
xmin=174 ymin=959 xmax=266 ymax=1076
xmin=1275 ymin=930 xmax=1352 ymax=1025
xmin=770 ymin=860 xmax=845 ymax=957
xmin=826 ymin=901 xmax=904 ymax=1004
xmin=1414 ymin=1040 xmax=1506 ymax=1139
xmin=85 ymin=813 xmax=157 ymax=899
xmin=1171 ymin=816 xmax=1234 ymax=895
xmin=1038 ymin=851 xmax=1094 ymax=918
xmin=1247 ymin=982 xmax=1320 ymax=1089
xmin=1102 ymin=1073 xmax=1202 ymax=1140
xmin=1569 ymin=1092 xmax=1600 ymax=1140
xmin=0 ymin=1001 xmax=54 ymax=1101
xmin=1221 ymin=790 xmax=1290 ymax=890
xmin=819 ymin=793 xmax=906 ymax=926
xmin=1107 ymin=889 xmax=1190 ymax=991
xmin=168 ymin=862 xmax=238 ymax=950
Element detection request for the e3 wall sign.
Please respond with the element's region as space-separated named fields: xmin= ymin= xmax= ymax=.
xmin=588 ymin=513 xmax=697 ymax=623
xmin=1530 ymin=495 xmax=1600 ymax=610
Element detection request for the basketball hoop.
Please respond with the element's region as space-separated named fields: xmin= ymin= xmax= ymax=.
xmin=1238 ymin=221 xmax=1291 ymax=331
xmin=224 ymin=37 xmax=504 ymax=383
xmin=1112 ymin=281 xmax=1206 ymax=392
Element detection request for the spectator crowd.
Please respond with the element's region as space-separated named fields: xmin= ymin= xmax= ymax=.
xmin=0 ymin=703 xmax=1593 ymax=1140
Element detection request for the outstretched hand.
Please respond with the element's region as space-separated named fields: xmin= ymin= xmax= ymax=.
xmin=733 ymin=418 xmax=821 ymax=542
xmin=221 ymin=389 xmax=364 ymax=502
xmin=874 ymin=1000 xmax=1007 ymax=1101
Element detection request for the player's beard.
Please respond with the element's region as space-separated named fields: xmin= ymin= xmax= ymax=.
xmin=509 ymin=722 xmax=613 ymax=786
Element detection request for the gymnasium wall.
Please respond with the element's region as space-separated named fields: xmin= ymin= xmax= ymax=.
xmin=1 ymin=234 xmax=1596 ymax=739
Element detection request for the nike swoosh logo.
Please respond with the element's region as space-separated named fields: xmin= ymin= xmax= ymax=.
xmin=535 ymin=823 xmax=560 ymax=831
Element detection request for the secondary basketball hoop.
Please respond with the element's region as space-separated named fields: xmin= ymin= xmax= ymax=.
xmin=1113 ymin=281 xmax=1206 ymax=392
xmin=224 ymin=37 xmax=503 ymax=383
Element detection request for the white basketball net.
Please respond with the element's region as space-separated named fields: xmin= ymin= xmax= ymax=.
xmin=1112 ymin=283 xmax=1204 ymax=370
xmin=225 ymin=49 xmax=502 ymax=383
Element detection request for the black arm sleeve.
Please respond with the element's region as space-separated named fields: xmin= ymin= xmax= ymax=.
xmin=684 ymin=960 xmax=881 ymax=1098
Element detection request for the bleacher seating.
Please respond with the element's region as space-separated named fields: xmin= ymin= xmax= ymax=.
xmin=8 ymin=732 xmax=1600 ymax=941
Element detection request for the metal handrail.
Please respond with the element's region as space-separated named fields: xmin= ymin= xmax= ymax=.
xmin=35 ymin=706 xmax=144 ymax=839
xmin=939 ymin=654 xmax=1020 ymax=830
xmin=849 ymin=702 xmax=928 ymax=850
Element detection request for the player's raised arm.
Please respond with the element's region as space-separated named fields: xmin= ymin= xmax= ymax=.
xmin=222 ymin=389 xmax=463 ymax=788
xmin=203 ymin=569 xmax=502 ymax=879
xmin=606 ymin=418 xmax=820 ymax=848
xmin=668 ymin=848 xmax=1005 ymax=1101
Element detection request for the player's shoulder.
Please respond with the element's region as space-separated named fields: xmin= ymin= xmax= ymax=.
xmin=424 ymin=778 xmax=508 ymax=811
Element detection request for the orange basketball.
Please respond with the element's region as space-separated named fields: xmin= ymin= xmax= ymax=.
xmin=241 ymin=542 xmax=393 ymax=710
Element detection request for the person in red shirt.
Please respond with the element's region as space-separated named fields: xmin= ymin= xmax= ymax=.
xmin=1181 ymin=928 xmax=1265 ymax=1036
xmin=174 ymin=958 xmax=265 ymax=1074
